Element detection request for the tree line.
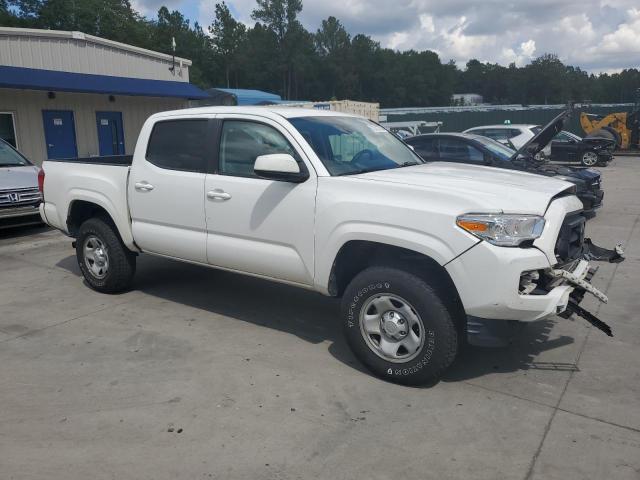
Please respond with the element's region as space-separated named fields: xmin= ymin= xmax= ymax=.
xmin=2 ymin=0 xmax=639 ymax=107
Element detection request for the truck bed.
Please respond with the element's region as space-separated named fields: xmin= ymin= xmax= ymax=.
xmin=40 ymin=158 xmax=136 ymax=248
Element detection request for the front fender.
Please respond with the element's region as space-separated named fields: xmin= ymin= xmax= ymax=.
xmin=314 ymin=221 xmax=478 ymax=294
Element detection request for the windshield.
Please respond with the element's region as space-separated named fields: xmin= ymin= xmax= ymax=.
xmin=0 ymin=140 xmax=30 ymax=167
xmin=288 ymin=116 xmax=423 ymax=176
xmin=473 ymin=136 xmax=516 ymax=160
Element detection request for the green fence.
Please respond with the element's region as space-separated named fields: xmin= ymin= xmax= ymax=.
xmin=381 ymin=104 xmax=635 ymax=136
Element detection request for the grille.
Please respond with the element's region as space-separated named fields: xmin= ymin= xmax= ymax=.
xmin=0 ymin=187 xmax=42 ymax=208
xmin=555 ymin=212 xmax=585 ymax=262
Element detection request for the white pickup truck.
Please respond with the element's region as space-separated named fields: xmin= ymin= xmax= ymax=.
xmin=40 ymin=107 xmax=623 ymax=385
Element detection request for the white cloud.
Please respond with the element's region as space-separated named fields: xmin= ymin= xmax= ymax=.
xmin=199 ymin=0 xmax=640 ymax=72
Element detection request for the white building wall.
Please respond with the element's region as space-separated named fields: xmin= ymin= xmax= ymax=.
xmin=0 ymin=27 xmax=191 ymax=82
xmin=0 ymin=88 xmax=186 ymax=165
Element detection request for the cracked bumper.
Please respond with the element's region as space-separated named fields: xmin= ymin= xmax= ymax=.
xmin=445 ymin=241 xmax=577 ymax=322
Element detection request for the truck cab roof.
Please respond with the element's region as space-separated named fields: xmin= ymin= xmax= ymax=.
xmin=150 ymin=106 xmax=359 ymax=121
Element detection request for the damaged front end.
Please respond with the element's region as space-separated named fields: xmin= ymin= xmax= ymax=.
xmin=521 ymin=212 xmax=624 ymax=336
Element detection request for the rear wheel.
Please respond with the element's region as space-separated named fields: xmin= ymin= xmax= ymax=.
xmin=76 ymin=217 xmax=136 ymax=293
xmin=341 ymin=266 xmax=459 ymax=385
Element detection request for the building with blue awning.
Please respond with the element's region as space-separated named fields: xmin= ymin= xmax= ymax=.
xmin=0 ymin=27 xmax=208 ymax=164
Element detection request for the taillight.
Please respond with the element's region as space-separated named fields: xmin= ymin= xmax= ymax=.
xmin=38 ymin=168 xmax=45 ymax=194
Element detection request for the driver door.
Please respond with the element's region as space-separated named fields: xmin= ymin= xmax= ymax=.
xmin=550 ymin=132 xmax=578 ymax=162
xmin=204 ymin=115 xmax=317 ymax=285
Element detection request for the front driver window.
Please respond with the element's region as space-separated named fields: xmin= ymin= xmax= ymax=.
xmin=219 ymin=121 xmax=297 ymax=178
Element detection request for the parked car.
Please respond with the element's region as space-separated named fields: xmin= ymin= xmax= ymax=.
xmin=0 ymin=138 xmax=43 ymax=228
xmin=463 ymin=124 xmax=551 ymax=158
xmin=406 ymin=112 xmax=604 ymax=214
xmin=39 ymin=106 xmax=623 ymax=385
xmin=550 ymin=130 xmax=614 ymax=166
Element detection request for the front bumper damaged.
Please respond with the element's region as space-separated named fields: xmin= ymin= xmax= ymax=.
xmin=545 ymin=238 xmax=625 ymax=336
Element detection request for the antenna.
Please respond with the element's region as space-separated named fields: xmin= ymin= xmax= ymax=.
xmin=169 ymin=36 xmax=176 ymax=73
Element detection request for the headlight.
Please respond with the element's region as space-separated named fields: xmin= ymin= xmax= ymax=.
xmin=456 ymin=213 xmax=545 ymax=247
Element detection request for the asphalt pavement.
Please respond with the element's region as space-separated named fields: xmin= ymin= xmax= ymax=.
xmin=1 ymin=157 xmax=639 ymax=480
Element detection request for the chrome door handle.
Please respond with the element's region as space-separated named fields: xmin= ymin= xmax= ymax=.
xmin=134 ymin=182 xmax=154 ymax=192
xmin=207 ymin=190 xmax=231 ymax=201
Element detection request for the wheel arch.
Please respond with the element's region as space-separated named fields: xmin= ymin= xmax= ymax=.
xmin=66 ymin=196 xmax=136 ymax=250
xmin=327 ymin=240 xmax=467 ymax=331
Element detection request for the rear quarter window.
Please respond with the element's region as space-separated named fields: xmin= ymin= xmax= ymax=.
xmin=146 ymin=119 xmax=210 ymax=173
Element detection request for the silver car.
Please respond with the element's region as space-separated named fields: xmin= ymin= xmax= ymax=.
xmin=0 ymin=139 xmax=43 ymax=228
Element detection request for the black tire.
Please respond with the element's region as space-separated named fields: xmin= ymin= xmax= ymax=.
xmin=341 ymin=266 xmax=459 ymax=386
xmin=76 ymin=217 xmax=136 ymax=293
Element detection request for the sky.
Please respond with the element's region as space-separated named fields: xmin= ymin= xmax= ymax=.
xmin=130 ymin=0 xmax=640 ymax=73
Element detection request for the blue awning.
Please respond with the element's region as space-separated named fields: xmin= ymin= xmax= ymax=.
xmin=0 ymin=65 xmax=209 ymax=99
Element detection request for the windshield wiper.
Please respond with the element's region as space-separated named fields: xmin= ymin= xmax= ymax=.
xmin=0 ymin=163 xmax=27 ymax=167
xmin=336 ymin=166 xmax=394 ymax=176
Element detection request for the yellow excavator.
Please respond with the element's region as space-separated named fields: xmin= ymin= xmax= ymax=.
xmin=580 ymin=88 xmax=640 ymax=151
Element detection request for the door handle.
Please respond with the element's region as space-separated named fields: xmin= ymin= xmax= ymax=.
xmin=207 ymin=190 xmax=231 ymax=201
xmin=134 ymin=182 xmax=154 ymax=192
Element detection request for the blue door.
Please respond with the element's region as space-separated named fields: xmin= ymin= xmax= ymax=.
xmin=42 ymin=110 xmax=78 ymax=159
xmin=96 ymin=111 xmax=125 ymax=156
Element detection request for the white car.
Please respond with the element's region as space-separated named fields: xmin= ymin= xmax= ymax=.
xmin=0 ymin=138 xmax=43 ymax=228
xmin=39 ymin=106 xmax=622 ymax=385
xmin=463 ymin=124 xmax=552 ymax=158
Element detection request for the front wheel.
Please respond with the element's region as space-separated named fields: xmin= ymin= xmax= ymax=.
xmin=341 ymin=267 xmax=459 ymax=385
xmin=581 ymin=151 xmax=599 ymax=166
xmin=76 ymin=217 xmax=136 ymax=293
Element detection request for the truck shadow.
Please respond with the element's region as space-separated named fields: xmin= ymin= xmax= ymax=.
xmin=56 ymin=253 xmax=577 ymax=385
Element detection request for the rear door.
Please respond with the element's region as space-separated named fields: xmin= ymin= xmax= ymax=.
xmin=550 ymin=132 xmax=578 ymax=162
xmin=96 ymin=111 xmax=125 ymax=156
xmin=204 ymin=114 xmax=317 ymax=285
xmin=42 ymin=110 xmax=78 ymax=159
xmin=128 ymin=117 xmax=216 ymax=263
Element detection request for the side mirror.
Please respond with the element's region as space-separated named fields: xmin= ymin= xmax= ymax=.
xmin=254 ymin=154 xmax=309 ymax=183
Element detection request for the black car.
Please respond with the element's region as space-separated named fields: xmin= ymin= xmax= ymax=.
xmin=405 ymin=111 xmax=604 ymax=214
xmin=550 ymin=130 xmax=614 ymax=166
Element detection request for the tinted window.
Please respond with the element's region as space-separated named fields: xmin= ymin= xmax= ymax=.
xmin=408 ymin=137 xmax=437 ymax=158
xmin=146 ymin=120 xmax=210 ymax=172
xmin=219 ymin=121 xmax=297 ymax=178
xmin=438 ymin=138 xmax=484 ymax=163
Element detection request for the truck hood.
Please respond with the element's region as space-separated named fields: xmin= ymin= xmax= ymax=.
xmin=0 ymin=165 xmax=39 ymax=190
xmin=353 ymin=162 xmax=576 ymax=215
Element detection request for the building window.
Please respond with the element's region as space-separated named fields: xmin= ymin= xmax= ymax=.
xmin=0 ymin=113 xmax=17 ymax=148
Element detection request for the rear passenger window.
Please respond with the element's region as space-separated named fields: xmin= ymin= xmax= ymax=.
xmin=219 ymin=120 xmax=297 ymax=178
xmin=146 ymin=120 xmax=209 ymax=172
